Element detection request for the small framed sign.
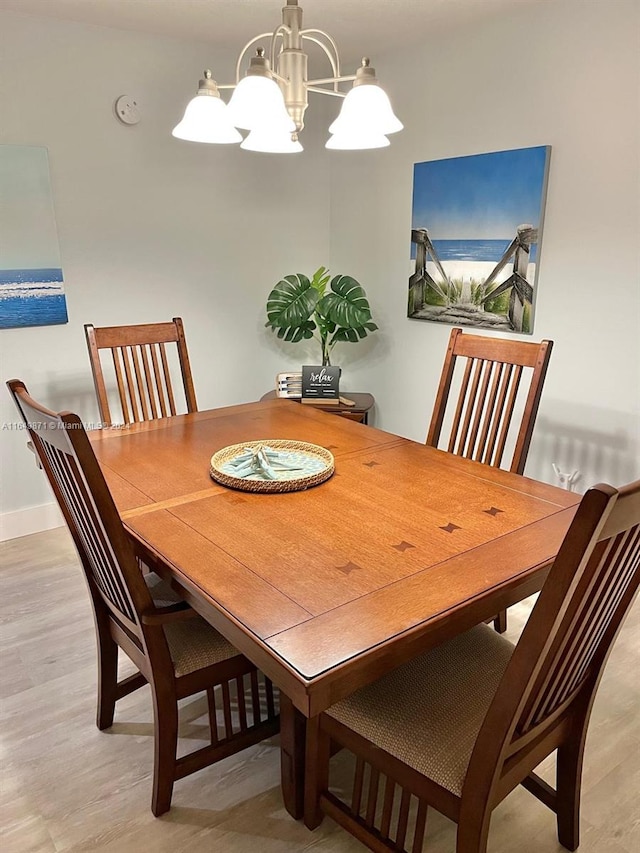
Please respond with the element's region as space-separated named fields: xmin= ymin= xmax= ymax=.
xmin=301 ymin=365 xmax=340 ymax=406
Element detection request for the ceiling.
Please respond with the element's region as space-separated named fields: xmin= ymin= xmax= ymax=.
xmin=0 ymin=0 xmax=543 ymax=63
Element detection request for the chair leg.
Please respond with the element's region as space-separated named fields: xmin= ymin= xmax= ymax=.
xmin=457 ymin=800 xmax=492 ymax=853
xmin=556 ymin=733 xmax=587 ymax=851
xmin=95 ymin=626 xmax=119 ymax=731
xmin=150 ymin=681 xmax=179 ymax=817
xmin=304 ymin=716 xmax=330 ymax=830
xmin=493 ymin=609 xmax=508 ymax=634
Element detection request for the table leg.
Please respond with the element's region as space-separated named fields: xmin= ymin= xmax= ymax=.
xmin=279 ymin=693 xmax=306 ymax=819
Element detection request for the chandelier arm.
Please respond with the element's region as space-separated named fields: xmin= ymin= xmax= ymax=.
xmin=307 ymin=74 xmax=357 ymax=86
xmin=299 ymin=35 xmax=339 ymax=85
xmin=306 ymin=86 xmax=346 ymax=98
xmin=270 ymin=26 xmax=288 ymax=69
xmin=301 ymin=28 xmax=341 ymax=76
xmin=270 ymin=70 xmax=290 ymax=86
xmin=235 ymin=32 xmax=278 ymax=82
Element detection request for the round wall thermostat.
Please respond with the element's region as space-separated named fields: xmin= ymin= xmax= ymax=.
xmin=115 ymin=95 xmax=141 ymax=125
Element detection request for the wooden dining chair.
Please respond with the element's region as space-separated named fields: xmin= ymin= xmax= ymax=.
xmin=7 ymin=379 xmax=279 ymax=817
xmin=85 ymin=318 xmax=197 ymax=426
xmin=304 ymin=478 xmax=640 ymax=853
xmin=427 ymin=327 xmax=553 ymax=632
xmin=427 ymin=327 xmax=553 ymax=476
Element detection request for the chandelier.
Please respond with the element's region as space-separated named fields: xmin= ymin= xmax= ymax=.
xmin=172 ymin=0 xmax=403 ymax=153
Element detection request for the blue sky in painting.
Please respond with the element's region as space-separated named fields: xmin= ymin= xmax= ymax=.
xmin=411 ymin=146 xmax=550 ymax=239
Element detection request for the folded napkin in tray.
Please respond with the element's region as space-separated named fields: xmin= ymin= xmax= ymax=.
xmin=226 ymin=445 xmax=304 ymax=481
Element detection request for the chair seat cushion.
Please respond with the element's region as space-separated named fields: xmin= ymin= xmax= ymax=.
xmin=144 ymin=572 xmax=240 ymax=677
xmin=163 ymin=617 xmax=240 ymax=678
xmin=325 ymin=624 xmax=514 ymax=796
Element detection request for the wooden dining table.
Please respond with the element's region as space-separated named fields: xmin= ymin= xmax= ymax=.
xmin=89 ymin=399 xmax=580 ymax=818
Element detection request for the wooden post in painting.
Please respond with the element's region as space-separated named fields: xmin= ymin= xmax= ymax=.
xmin=408 ymin=228 xmax=450 ymax=316
xmin=509 ymin=288 xmax=524 ymax=331
xmin=509 ymin=225 xmax=536 ymax=331
xmin=479 ymin=224 xmax=537 ymax=332
xmin=409 ymin=229 xmax=427 ymax=313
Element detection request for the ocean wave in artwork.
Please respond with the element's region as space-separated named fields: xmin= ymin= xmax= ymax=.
xmin=0 ymin=267 xmax=63 ymax=294
xmin=0 ymin=268 xmax=68 ymax=327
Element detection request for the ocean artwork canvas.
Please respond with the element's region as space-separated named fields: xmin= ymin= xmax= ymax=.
xmin=0 ymin=145 xmax=68 ymax=329
xmin=408 ymin=145 xmax=551 ymax=334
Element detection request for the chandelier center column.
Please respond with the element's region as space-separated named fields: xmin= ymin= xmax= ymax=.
xmin=278 ymin=1 xmax=308 ymax=133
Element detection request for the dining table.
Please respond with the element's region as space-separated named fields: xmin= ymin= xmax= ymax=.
xmin=89 ymin=398 xmax=580 ymax=819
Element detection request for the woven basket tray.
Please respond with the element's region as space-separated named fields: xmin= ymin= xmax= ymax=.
xmin=210 ymin=439 xmax=334 ymax=493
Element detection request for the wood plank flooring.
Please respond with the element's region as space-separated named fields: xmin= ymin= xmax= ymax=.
xmin=1 ymin=527 xmax=638 ymax=853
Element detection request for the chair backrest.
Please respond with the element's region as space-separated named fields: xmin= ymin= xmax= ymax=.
xmin=7 ymin=379 xmax=154 ymax=644
xmin=85 ymin=318 xmax=197 ymax=426
xmin=426 ymin=327 xmax=553 ymax=474
xmin=468 ymin=478 xmax=640 ymax=794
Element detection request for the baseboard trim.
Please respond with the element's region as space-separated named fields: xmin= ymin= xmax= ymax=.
xmin=0 ymin=502 xmax=64 ymax=542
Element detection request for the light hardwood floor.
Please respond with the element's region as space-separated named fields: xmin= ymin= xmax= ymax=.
xmin=1 ymin=527 xmax=638 ymax=853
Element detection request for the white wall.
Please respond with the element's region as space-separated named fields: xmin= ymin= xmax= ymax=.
xmin=328 ymin=0 xmax=640 ymax=489
xmin=0 ymin=13 xmax=332 ymax=535
xmin=1 ymin=1 xmax=639 ymax=539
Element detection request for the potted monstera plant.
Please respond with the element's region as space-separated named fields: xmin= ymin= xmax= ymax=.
xmin=265 ymin=267 xmax=378 ymax=365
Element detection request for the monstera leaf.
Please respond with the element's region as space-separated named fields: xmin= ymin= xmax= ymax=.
xmin=318 ymin=275 xmax=379 ymax=343
xmin=265 ymin=267 xmax=378 ymax=362
xmin=265 ymin=274 xmax=318 ymax=342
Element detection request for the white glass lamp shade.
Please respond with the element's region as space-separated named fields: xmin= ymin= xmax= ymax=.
xmin=227 ymin=76 xmax=296 ymax=132
xmin=326 ymin=132 xmax=390 ymax=151
xmin=172 ymin=94 xmax=242 ymax=144
xmin=329 ymin=84 xmax=403 ymax=137
xmin=241 ymin=127 xmax=303 ymax=154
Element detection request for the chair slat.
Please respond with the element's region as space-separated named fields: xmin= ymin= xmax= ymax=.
xmin=352 ymin=756 xmax=365 ymax=815
xmin=563 ymin=547 xmax=637 ymax=699
xmin=221 ymin=680 xmax=233 ymax=738
xmin=478 ymin=361 xmax=504 ymax=464
xmin=265 ymin=677 xmax=276 ymax=720
xmin=468 ymin=359 xmax=494 ymax=461
xmin=380 ymin=775 xmax=395 ymax=839
xmin=35 ymin=425 xmax=136 ymax=624
xmin=483 ymin=362 xmax=512 ymax=466
xmin=365 ymin=765 xmax=380 ymax=826
xmin=137 ymin=345 xmax=157 ymax=419
xmin=121 ymin=347 xmax=141 ymax=423
xmin=111 ymin=348 xmax=131 ymax=424
xmin=493 ymin=364 xmax=522 ymax=468
xmin=531 ymin=527 xmax=640 ymax=726
xmin=412 ymin=799 xmax=428 ymax=853
xmin=448 ymin=357 xmax=473 ymax=454
xmin=521 ymin=529 xmax=630 ymax=729
xmin=236 ymin=676 xmax=248 ymax=732
xmin=250 ymin=670 xmax=261 ymax=724
xmin=458 ymin=359 xmax=485 ymax=458
xmin=207 ymin=687 xmax=219 ymax=745
xmin=70 ymin=459 xmax=135 ymax=620
xmin=147 ymin=344 xmax=168 ymax=418
xmin=131 ymin=346 xmax=151 ymax=421
xmin=159 ymin=343 xmax=177 ymax=417
xmin=395 ymin=788 xmax=411 ymax=850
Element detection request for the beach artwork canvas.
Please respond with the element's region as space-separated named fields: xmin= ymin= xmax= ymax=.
xmin=408 ymin=145 xmax=551 ymax=334
xmin=0 ymin=145 xmax=68 ymax=329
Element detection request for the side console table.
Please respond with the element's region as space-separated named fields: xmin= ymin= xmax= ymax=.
xmin=260 ymin=391 xmax=375 ymax=425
